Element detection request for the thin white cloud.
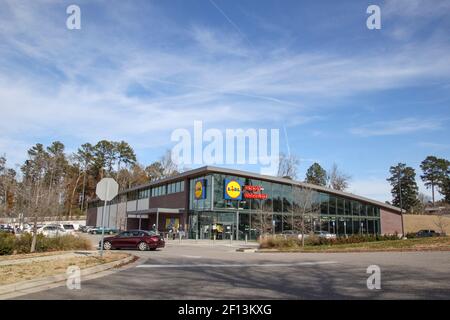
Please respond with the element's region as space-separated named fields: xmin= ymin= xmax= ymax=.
xmin=349 ymin=118 xmax=444 ymax=137
xmin=0 ymin=0 xmax=449 ymax=167
xmin=417 ymin=142 xmax=450 ymax=150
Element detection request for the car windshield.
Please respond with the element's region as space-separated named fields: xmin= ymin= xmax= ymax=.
xmin=63 ymin=225 xmax=74 ymax=229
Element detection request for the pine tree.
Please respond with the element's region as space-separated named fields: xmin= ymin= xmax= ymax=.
xmin=441 ymin=176 xmax=450 ymax=204
xmin=420 ymin=156 xmax=449 ymax=205
xmin=387 ymin=163 xmax=419 ymax=212
xmin=304 ymin=162 xmax=327 ymax=186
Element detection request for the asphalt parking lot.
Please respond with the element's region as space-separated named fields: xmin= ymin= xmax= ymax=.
xmin=14 ymin=234 xmax=450 ymax=300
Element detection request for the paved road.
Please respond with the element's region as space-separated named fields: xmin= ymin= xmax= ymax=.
xmin=15 ymin=242 xmax=450 ymax=299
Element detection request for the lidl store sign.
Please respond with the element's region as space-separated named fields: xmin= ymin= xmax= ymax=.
xmin=224 ymin=179 xmax=243 ymax=200
xmin=194 ymin=179 xmax=206 ymax=199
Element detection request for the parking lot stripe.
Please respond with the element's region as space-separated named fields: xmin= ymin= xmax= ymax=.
xmin=136 ymin=261 xmax=338 ymax=268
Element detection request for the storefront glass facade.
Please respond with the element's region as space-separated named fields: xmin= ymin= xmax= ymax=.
xmin=188 ymin=173 xmax=380 ymax=240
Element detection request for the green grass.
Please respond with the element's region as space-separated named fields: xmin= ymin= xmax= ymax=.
xmin=259 ymin=236 xmax=450 ymax=252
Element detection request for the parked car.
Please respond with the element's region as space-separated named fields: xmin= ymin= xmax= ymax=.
xmin=36 ymin=225 xmax=67 ymax=237
xmin=314 ymin=231 xmax=337 ymax=239
xmin=61 ymin=224 xmax=76 ymax=235
xmin=79 ymin=225 xmax=93 ymax=233
xmin=416 ymin=229 xmax=440 ymax=237
xmin=89 ymin=227 xmax=118 ymax=235
xmin=280 ymin=230 xmax=310 ymax=240
xmin=100 ymin=230 xmax=165 ymax=251
xmin=0 ymin=225 xmax=15 ymax=234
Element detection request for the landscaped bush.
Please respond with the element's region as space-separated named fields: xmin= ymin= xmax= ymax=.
xmin=0 ymin=232 xmax=16 ymax=255
xmin=405 ymin=232 xmax=417 ymax=239
xmin=259 ymin=233 xmax=402 ymax=249
xmin=0 ymin=233 xmax=92 ymax=255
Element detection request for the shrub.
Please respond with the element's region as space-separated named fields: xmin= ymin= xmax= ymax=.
xmin=0 ymin=233 xmax=92 ymax=255
xmin=259 ymin=233 xmax=403 ymax=249
xmin=0 ymin=232 xmax=16 ymax=255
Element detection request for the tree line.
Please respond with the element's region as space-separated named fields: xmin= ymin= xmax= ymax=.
xmin=0 ymin=140 xmax=179 ymax=223
xmin=1 ymin=143 xmax=449 ymax=225
xmin=277 ymin=153 xmax=351 ymax=192
xmin=288 ymin=155 xmax=449 ymax=213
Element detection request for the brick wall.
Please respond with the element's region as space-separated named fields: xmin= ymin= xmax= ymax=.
xmin=380 ymin=208 xmax=403 ymax=235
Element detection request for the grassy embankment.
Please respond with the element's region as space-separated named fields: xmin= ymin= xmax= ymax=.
xmin=259 ymin=236 xmax=450 ymax=252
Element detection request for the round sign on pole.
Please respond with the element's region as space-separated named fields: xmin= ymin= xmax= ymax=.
xmin=96 ymin=178 xmax=119 ymax=201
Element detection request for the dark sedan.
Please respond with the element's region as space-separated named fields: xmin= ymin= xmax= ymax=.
xmin=100 ymin=230 xmax=165 ymax=251
xmin=416 ymin=229 xmax=440 ymax=237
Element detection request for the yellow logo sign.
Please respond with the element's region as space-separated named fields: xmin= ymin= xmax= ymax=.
xmin=225 ymin=180 xmax=242 ymax=199
xmin=194 ymin=180 xmax=204 ymax=199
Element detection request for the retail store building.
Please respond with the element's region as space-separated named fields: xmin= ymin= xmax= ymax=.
xmin=87 ymin=166 xmax=403 ymax=239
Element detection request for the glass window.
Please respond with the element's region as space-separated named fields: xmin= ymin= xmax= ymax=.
xmin=320 ymin=193 xmax=329 ymax=215
xmin=272 ymin=184 xmax=282 ymax=213
xmin=337 ymin=197 xmax=344 ymax=215
xmin=345 ymin=218 xmax=353 ymax=235
xmin=320 ymin=217 xmax=329 ymax=232
xmin=375 ymin=207 xmax=380 ymax=217
xmin=360 ymin=204 xmax=367 ymax=216
xmin=261 ymin=181 xmax=273 ymax=213
xmin=352 ymin=218 xmax=360 ymax=234
xmin=127 ymin=191 xmax=137 ymax=201
xmin=368 ymin=219 xmax=375 ymax=234
xmin=344 ymin=199 xmax=351 ymax=216
xmin=329 ymin=196 xmax=337 ymax=215
xmin=282 ymin=185 xmax=292 ymax=213
xmin=138 ymin=188 xmax=149 ymax=199
xmin=352 ymin=201 xmax=360 ymax=216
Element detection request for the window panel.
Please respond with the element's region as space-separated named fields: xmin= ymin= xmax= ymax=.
xmin=329 ymin=196 xmax=337 ymax=215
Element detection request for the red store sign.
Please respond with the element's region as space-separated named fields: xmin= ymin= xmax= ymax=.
xmin=243 ymin=185 xmax=268 ymax=200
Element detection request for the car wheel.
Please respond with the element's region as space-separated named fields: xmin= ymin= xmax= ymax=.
xmin=138 ymin=242 xmax=148 ymax=251
xmin=103 ymin=241 xmax=112 ymax=250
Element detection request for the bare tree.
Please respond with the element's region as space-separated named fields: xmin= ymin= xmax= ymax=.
xmin=327 ymin=163 xmax=351 ymax=191
xmin=291 ymin=185 xmax=317 ymax=247
xmin=434 ymin=214 xmax=449 ymax=235
xmin=277 ymin=153 xmax=299 ymax=180
xmin=160 ymin=150 xmax=180 ymax=178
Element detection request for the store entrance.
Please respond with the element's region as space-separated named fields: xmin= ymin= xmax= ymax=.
xmin=190 ymin=211 xmax=237 ymax=240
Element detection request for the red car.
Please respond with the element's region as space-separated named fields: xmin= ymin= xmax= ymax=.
xmin=100 ymin=230 xmax=165 ymax=251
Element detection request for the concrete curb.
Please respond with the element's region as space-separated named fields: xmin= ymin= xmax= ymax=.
xmin=0 ymin=254 xmax=136 ymax=298
xmin=255 ymin=247 xmax=450 ymax=253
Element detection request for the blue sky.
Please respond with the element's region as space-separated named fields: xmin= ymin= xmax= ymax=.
xmin=0 ymin=0 xmax=449 ymax=201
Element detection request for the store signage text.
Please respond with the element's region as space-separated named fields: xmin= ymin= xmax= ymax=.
xmin=243 ymin=185 xmax=268 ymax=200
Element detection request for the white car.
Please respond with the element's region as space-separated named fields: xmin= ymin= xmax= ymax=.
xmin=61 ymin=224 xmax=76 ymax=234
xmin=280 ymin=230 xmax=310 ymax=240
xmin=314 ymin=231 xmax=337 ymax=239
xmin=37 ymin=225 xmax=67 ymax=237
